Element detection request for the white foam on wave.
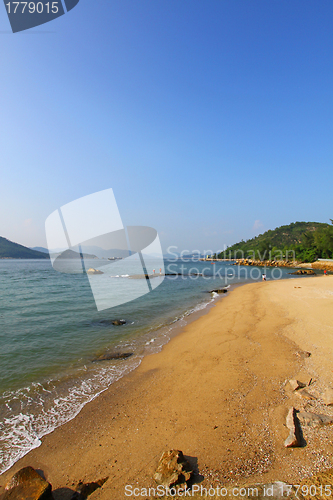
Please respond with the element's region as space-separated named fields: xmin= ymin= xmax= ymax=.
xmin=0 ymin=357 xmax=142 ymax=475
xmin=0 ymin=288 xmax=227 ymax=475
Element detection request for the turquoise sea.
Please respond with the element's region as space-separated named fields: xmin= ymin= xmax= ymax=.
xmin=0 ymin=259 xmax=311 ymax=474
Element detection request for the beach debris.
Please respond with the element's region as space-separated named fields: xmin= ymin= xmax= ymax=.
xmin=323 ymin=389 xmax=333 ymax=406
xmin=112 ymin=319 xmax=126 ymax=325
xmin=154 ymin=450 xmax=193 ymax=488
xmin=71 ymin=477 xmax=108 ymax=500
xmin=86 ymin=268 xmax=104 ymax=275
xmin=3 ymin=466 xmax=52 ymax=500
xmin=295 ymin=350 xmax=311 ymax=359
xmin=284 ymin=407 xmax=302 ymax=447
xmin=93 ymin=352 xmax=133 ymax=362
xmin=297 ymin=388 xmax=316 ymax=400
xmin=298 ymin=411 xmax=333 ymax=428
xmin=289 ymin=379 xmax=306 ymax=391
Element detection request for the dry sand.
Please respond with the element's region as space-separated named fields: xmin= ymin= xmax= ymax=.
xmin=1 ymin=276 xmax=333 ymax=499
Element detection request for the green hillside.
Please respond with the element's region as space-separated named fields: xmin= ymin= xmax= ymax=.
xmin=216 ymin=221 xmax=333 ymax=262
xmin=0 ymin=237 xmax=50 ymax=259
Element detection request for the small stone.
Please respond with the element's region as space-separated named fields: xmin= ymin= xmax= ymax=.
xmin=323 ymin=389 xmax=333 ymax=406
xmin=289 ymin=379 xmax=306 ymax=391
xmin=297 ymin=388 xmax=316 ymax=400
xmin=298 ymin=411 xmax=333 ymax=428
xmin=284 ymin=407 xmax=302 ymax=448
xmin=296 ymin=350 xmax=311 ymax=359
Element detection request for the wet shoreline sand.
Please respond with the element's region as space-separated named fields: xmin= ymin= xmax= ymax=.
xmin=1 ymin=276 xmax=333 ymax=499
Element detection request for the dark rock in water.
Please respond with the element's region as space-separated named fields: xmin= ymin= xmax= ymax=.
xmin=112 ymin=319 xmax=126 ymax=325
xmin=93 ymin=352 xmax=133 ymax=362
xmin=98 ymin=319 xmax=126 ymax=326
xmin=71 ymin=477 xmax=108 ymax=499
xmin=210 ymin=288 xmax=228 ymax=294
xmin=154 ymin=450 xmax=193 ymax=488
xmin=3 ymin=466 xmax=52 ymax=500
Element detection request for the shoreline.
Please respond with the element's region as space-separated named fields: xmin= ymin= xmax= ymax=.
xmin=1 ymin=276 xmax=333 ymax=499
xmin=0 ymin=282 xmax=230 ymax=477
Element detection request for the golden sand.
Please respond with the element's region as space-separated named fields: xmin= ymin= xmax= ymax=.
xmin=1 ymin=276 xmax=333 ymax=499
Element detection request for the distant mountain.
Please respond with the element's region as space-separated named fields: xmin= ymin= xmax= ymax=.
xmin=52 ymin=249 xmax=97 ymax=259
xmin=30 ymin=246 xmax=49 ymax=254
xmin=0 ymin=237 xmax=50 ymax=259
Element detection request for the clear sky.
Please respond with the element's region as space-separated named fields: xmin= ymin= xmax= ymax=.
xmin=1 ymin=0 xmax=332 ymax=254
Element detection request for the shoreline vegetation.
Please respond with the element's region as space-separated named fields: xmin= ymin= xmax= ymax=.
xmin=212 ymin=221 xmax=333 ymax=264
xmin=1 ymin=276 xmax=333 ymax=499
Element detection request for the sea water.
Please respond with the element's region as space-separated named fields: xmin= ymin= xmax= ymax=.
xmin=0 ymin=258 xmax=302 ymax=473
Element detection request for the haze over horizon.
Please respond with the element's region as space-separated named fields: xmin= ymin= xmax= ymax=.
xmin=1 ymin=1 xmax=332 ymax=253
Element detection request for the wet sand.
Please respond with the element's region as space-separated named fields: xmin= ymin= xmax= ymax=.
xmin=1 ymin=276 xmax=333 ymax=499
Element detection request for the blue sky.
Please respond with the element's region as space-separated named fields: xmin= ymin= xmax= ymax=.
xmin=1 ymin=0 xmax=332 ymax=253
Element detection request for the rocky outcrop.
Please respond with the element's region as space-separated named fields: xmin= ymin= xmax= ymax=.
xmin=289 ymin=269 xmax=316 ymax=275
xmin=311 ymin=261 xmax=333 ymax=272
xmin=86 ymin=268 xmax=103 ymax=275
xmin=154 ymin=450 xmax=193 ymax=488
xmin=232 ymin=259 xmax=302 ymax=268
xmin=3 ymin=467 xmax=52 ymax=500
xmin=210 ymin=288 xmax=228 ymax=294
xmin=284 ymin=407 xmax=302 ymax=447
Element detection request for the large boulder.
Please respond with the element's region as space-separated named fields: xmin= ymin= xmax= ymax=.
xmin=153 ymin=450 xmax=192 ymax=488
xmin=3 ymin=467 xmax=52 ymax=500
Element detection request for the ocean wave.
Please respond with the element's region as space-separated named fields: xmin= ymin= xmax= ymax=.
xmin=0 ymin=292 xmax=222 ymax=475
xmin=0 ymin=358 xmax=141 ymax=475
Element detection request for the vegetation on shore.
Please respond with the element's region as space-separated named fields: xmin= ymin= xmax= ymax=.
xmin=215 ymin=221 xmax=333 ymax=262
xmin=0 ymin=237 xmax=49 ymax=259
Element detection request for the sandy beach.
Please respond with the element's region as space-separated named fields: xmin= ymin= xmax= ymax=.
xmin=1 ymin=276 xmax=333 ymax=499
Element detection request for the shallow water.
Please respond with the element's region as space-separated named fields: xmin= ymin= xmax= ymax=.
xmin=0 ymin=258 xmax=304 ymax=473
